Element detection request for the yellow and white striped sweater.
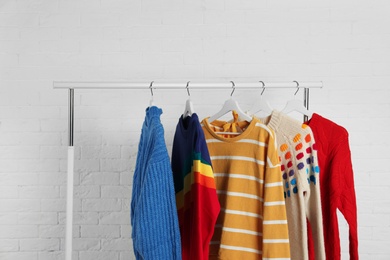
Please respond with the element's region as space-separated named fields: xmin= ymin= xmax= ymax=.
xmin=201 ymin=116 xmax=291 ymax=260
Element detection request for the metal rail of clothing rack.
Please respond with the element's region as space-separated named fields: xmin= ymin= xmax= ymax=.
xmin=52 ymin=80 xmax=323 ymax=260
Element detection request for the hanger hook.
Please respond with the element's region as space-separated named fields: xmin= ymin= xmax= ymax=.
xmin=230 ymin=81 xmax=235 ymax=96
xmin=259 ymin=81 xmax=266 ymax=96
xmin=293 ymin=81 xmax=300 ymax=96
xmin=186 ymin=81 xmax=190 ymax=96
xmin=149 ymin=81 xmax=154 ymax=96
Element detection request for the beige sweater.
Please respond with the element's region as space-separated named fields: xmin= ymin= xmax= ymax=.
xmin=259 ymin=110 xmax=325 ymax=260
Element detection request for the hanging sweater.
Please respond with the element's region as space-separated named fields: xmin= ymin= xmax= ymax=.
xmin=201 ymin=115 xmax=291 ymax=260
xmin=306 ymin=113 xmax=358 ymax=260
xmin=259 ymin=110 xmax=325 ymax=260
xmin=172 ymin=113 xmax=220 ymax=260
xmin=130 ymin=106 xmax=181 ymax=260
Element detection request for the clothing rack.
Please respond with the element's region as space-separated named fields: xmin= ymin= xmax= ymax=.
xmin=52 ymin=80 xmax=323 ymax=260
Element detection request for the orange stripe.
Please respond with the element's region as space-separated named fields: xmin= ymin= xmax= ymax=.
xmin=194 ymin=171 xmax=217 ymax=189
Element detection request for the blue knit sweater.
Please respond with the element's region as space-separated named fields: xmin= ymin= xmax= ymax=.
xmin=131 ymin=106 xmax=182 ymax=260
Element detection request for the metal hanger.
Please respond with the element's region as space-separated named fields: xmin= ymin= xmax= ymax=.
xmin=248 ymin=81 xmax=273 ymax=116
xmin=182 ymin=81 xmax=194 ymax=118
xmin=281 ymin=81 xmax=313 ymax=118
xmin=149 ymin=81 xmax=155 ymax=107
xmin=208 ymin=81 xmax=252 ymax=124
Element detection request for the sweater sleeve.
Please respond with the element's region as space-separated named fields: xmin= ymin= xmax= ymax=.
xmin=191 ymin=151 xmax=220 ymax=260
xmin=262 ymin=132 xmax=291 ymax=259
xmin=334 ymin=136 xmax=359 ymax=260
xmin=193 ymin=130 xmax=220 ymax=260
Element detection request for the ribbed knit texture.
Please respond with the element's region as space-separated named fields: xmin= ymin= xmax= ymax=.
xmin=201 ymin=114 xmax=291 ymax=260
xmin=172 ymin=113 xmax=220 ymax=260
xmin=259 ymin=110 xmax=325 ymax=260
xmin=306 ymin=113 xmax=358 ymax=260
xmin=131 ymin=106 xmax=182 ymax=260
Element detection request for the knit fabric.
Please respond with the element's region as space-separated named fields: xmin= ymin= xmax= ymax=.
xmin=131 ymin=106 xmax=182 ymax=260
xmin=306 ymin=113 xmax=358 ymax=260
xmin=172 ymin=113 xmax=220 ymax=260
xmin=201 ymin=114 xmax=291 ymax=260
xmin=259 ymin=110 xmax=325 ymax=260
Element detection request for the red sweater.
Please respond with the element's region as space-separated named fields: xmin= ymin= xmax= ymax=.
xmin=306 ymin=113 xmax=358 ymax=260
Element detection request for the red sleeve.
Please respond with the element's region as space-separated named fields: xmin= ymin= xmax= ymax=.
xmin=333 ymin=136 xmax=359 ymax=260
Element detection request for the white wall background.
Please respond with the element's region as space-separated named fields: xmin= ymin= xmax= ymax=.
xmin=0 ymin=0 xmax=389 ymax=259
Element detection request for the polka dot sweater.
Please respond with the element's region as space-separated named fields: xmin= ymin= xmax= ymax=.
xmin=259 ymin=110 xmax=325 ymax=260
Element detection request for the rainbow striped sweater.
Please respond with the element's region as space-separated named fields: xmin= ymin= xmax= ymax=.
xmin=172 ymin=113 xmax=220 ymax=260
xmin=201 ymin=115 xmax=291 ymax=260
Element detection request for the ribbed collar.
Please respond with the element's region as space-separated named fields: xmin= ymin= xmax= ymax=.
xmin=305 ymin=112 xmax=320 ymax=125
xmin=178 ymin=113 xmax=199 ymax=138
xmin=146 ymin=106 xmax=162 ymax=117
xmin=259 ymin=110 xmax=283 ymax=130
xmin=259 ymin=110 xmax=303 ymax=137
xmin=145 ymin=106 xmax=162 ymax=126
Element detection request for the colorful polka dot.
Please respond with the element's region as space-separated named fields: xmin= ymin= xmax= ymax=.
xmin=285 ymin=182 xmax=289 ymax=188
xmin=287 ymin=190 xmax=291 ymax=197
xmin=295 ymin=143 xmax=303 ymax=151
xmin=310 ymin=175 xmax=317 ymax=185
xmin=293 ymin=187 xmax=298 ymax=193
xmin=291 ymin=178 xmax=297 ymax=185
xmin=296 ymin=152 xmax=304 ymax=160
xmin=293 ymin=134 xmax=301 ymax=143
xmin=313 ymin=143 xmax=317 ymax=150
xmin=306 ymin=157 xmax=312 ymax=164
xmin=281 ymin=164 xmax=285 ymax=171
xmin=306 ymin=147 xmax=312 ymax=154
xmin=305 ymin=134 xmax=311 ymax=143
xmin=283 ymin=172 xmax=287 ymax=179
xmin=297 ymin=162 xmax=304 ymax=170
xmin=285 ymin=151 xmax=291 ymax=160
xmin=289 ymin=170 xmax=295 ymax=177
xmin=280 ymin=143 xmax=288 ymax=152
xmin=287 ymin=161 xmax=293 ymax=168
xmin=314 ymin=166 xmax=320 ymax=173
xmin=302 ymin=124 xmax=308 ymax=129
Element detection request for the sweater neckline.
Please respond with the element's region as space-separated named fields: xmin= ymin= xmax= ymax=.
xmin=146 ymin=106 xmax=162 ymax=116
xmin=305 ymin=112 xmax=320 ymax=125
xmin=202 ymin=116 xmax=258 ymax=143
xmin=258 ymin=110 xmax=283 ymax=130
xmin=259 ymin=110 xmax=309 ymax=137
xmin=145 ymin=106 xmax=162 ymax=127
xmin=178 ymin=113 xmax=199 ymax=138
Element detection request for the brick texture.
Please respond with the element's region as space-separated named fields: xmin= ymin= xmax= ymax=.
xmin=0 ymin=0 xmax=389 ymax=259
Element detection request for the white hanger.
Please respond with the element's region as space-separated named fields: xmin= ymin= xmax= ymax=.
xmin=149 ymin=81 xmax=155 ymax=107
xmin=248 ymin=81 xmax=272 ymax=116
xmin=183 ymin=82 xmax=194 ymax=118
xmin=281 ymin=81 xmax=313 ymax=117
xmin=208 ymin=81 xmax=252 ymax=124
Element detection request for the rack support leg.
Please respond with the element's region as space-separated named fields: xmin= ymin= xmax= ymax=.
xmin=65 ymin=89 xmax=74 ymax=260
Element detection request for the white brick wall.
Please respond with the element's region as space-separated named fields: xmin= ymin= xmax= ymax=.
xmin=0 ymin=0 xmax=389 ymax=259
